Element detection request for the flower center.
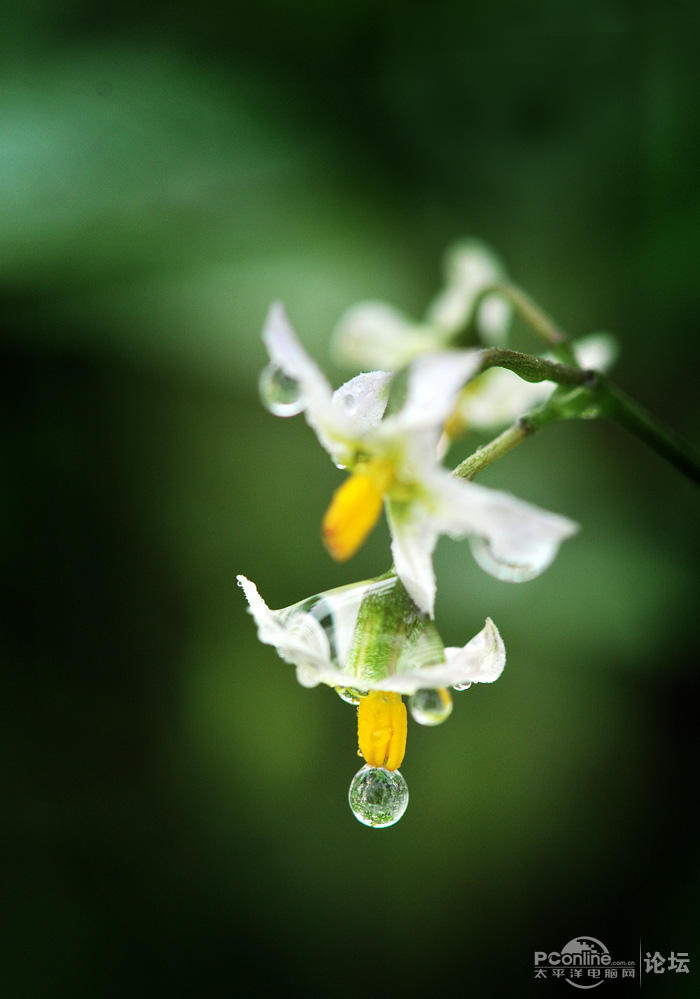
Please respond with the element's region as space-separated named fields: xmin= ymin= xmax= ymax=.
xmin=357 ymin=690 xmax=407 ymax=771
xmin=321 ymin=460 xmax=395 ymax=561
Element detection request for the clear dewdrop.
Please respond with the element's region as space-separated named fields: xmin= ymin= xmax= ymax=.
xmin=408 ymin=687 xmax=453 ymax=726
xmin=334 ymin=686 xmax=368 ymax=706
xmin=468 ymin=535 xmax=551 ymax=583
xmin=259 ymin=363 xmax=304 ymax=417
xmin=348 ymin=765 xmax=409 ymax=828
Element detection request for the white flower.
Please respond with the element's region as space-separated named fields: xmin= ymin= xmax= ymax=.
xmin=262 ymin=304 xmax=578 ymax=616
xmin=237 ymin=573 xmax=506 ymax=694
xmin=332 ymin=239 xmax=511 ymax=370
xmin=238 ymin=572 xmax=506 ymax=775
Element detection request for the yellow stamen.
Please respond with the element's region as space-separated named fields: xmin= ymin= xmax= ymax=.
xmin=321 ymin=462 xmax=394 ymax=561
xmin=357 ymin=691 xmax=407 ymax=771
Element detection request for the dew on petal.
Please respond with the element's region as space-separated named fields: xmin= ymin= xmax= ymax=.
xmin=408 ymin=687 xmax=453 ymax=726
xmin=452 ymin=680 xmax=472 ymax=692
xmin=469 ymin=535 xmax=554 ymax=583
xmin=335 ymin=686 xmax=368 ymax=706
xmin=348 ymin=765 xmax=409 ymax=828
xmin=259 ymin=363 xmax=305 ymax=416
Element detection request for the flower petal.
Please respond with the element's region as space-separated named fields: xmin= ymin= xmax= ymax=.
xmin=332 ymin=301 xmax=442 ymax=370
xmin=262 ymin=302 xmax=332 ymax=407
xmin=454 ymin=368 xmax=553 ymax=430
xmin=261 ymin=303 xmax=360 ymax=465
xmin=573 ymin=332 xmax=618 ymax=372
xmin=239 ymin=575 xmax=506 ymax=695
xmin=386 ymin=500 xmax=440 ymax=617
xmin=428 ymin=471 xmax=579 ymax=583
xmin=237 ymin=574 xmax=332 ymax=685
xmin=392 ymin=350 xmax=482 ymax=431
xmin=331 ymin=370 xmax=393 ymax=435
xmin=443 ymin=617 xmax=506 ymax=684
xmin=426 ymin=240 xmax=511 ymax=344
xmin=340 ymin=617 xmax=504 ymax=694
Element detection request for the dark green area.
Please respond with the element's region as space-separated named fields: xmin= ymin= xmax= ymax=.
xmin=4 ymin=2 xmax=699 ymax=996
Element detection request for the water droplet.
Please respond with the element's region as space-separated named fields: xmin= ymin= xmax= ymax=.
xmin=469 ymin=535 xmax=553 ymax=583
xmin=259 ymin=364 xmax=304 ymax=417
xmin=452 ymin=681 xmax=472 ymax=692
xmin=348 ymin=765 xmax=408 ymax=828
xmin=408 ymin=687 xmax=453 ymax=726
xmin=335 ymin=686 xmax=367 ymax=706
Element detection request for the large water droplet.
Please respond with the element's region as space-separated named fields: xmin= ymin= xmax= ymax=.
xmin=259 ymin=363 xmax=304 ymax=417
xmin=348 ymin=765 xmax=409 ymax=828
xmin=452 ymin=680 xmax=472 ymax=692
xmin=469 ymin=535 xmax=551 ymax=583
xmin=408 ymin=687 xmax=453 ymax=726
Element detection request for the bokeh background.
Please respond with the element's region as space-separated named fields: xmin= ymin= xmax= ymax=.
xmin=4 ymin=2 xmax=699 ymax=996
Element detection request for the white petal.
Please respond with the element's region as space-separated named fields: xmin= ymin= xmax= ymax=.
xmin=331 ymin=371 xmax=393 ymax=435
xmin=422 ymin=470 xmax=579 ymax=583
xmin=239 ymin=575 xmax=506 ymax=695
xmin=332 ymin=301 xmax=442 ymax=370
xmin=386 ymin=501 xmax=440 ymax=617
xmin=572 ymin=333 xmax=618 ymax=372
xmin=455 ymin=368 xmax=553 ymax=430
xmin=476 ymin=294 xmax=511 ymax=346
xmin=262 ymin=302 xmax=331 ymax=405
xmin=261 ymin=303 xmax=360 ymax=465
xmin=395 ymin=350 xmax=482 ymax=430
xmin=426 ymin=240 xmax=511 ymax=344
xmin=443 ymin=240 xmax=507 ymax=290
xmin=328 ymin=617 xmax=503 ymax=694
xmin=271 ymin=618 xmax=504 ymax=694
xmin=237 ymin=575 xmax=332 ymax=681
xmin=443 ymin=617 xmax=506 ymax=684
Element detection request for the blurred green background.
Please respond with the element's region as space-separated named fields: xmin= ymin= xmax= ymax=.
xmin=4 ymin=2 xmax=699 ymax=996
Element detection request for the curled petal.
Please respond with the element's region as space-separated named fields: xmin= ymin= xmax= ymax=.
xmin=443 ymin=617 xmax=506 ymax=684
xmin=237 ymin=574 xmax=331 ymax=679
xmin=238 ymin=573 xmax=504 ymax=695
xmin=262 ymin=302 xmax=332 ymax=408
xmin=386 ymin=466 xmax=578 ymax=605
xmin=434 ymin=473 xmax=579 ymax=583
xmin=262 ymin=303 xmax=369 ymax=465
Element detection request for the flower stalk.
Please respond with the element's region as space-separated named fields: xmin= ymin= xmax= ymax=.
xmin=454 ymin=355 xmax=700 ymax=486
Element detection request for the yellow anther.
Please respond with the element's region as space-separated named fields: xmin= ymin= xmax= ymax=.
xmin=321 ymin=462 xmax=394 ymax=561
xmin=357 ymin=690 xmax=407 ymax=771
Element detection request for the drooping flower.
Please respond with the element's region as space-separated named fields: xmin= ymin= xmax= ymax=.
xmin=332 ymin=239 xmax=511 ymax=371
xmin=238 ymin=571 xmax=506 ymax=826
xmin=260 ymin=303 xmax=578 ymax=617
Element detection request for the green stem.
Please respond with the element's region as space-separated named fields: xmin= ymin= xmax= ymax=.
xmin=453 ymin=363 xmax=700 ymax=486
xmin=596 ymin=377 xmax=700 ymax=484
xmin=453 ymin=421 xmax=534 ymax=480
xmin=470 ymin=282 xmax=578 ymax=365
xmin=478 ymin=347 xmax=588 ymax=387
